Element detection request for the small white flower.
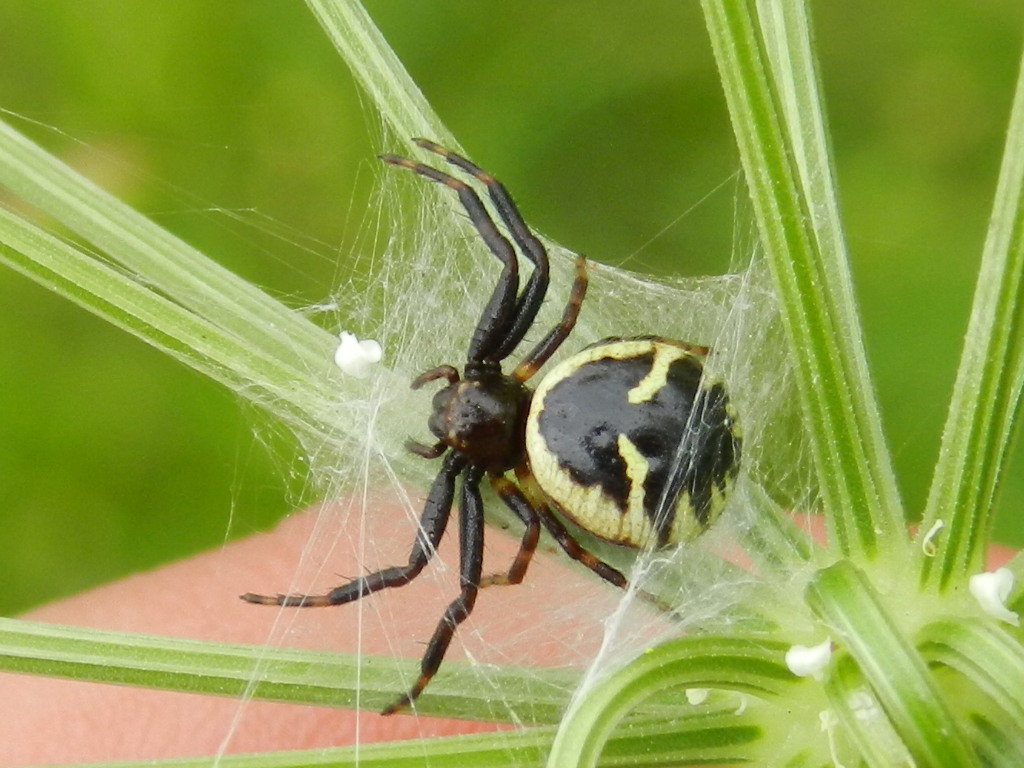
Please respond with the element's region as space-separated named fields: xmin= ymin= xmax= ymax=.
xmin=785 ymin=637 xmax=832 ymax=678
xmin=685 ymin=688 xmax=709 ymax=705
xmin=969 ymin=567 xmax=1019 ymax=626
xmin=334 ymin=332 xmax=382 ymax=379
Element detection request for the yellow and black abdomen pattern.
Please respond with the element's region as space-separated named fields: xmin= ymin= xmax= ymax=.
xmin=525 ymin=337 xmax=740 ymax=549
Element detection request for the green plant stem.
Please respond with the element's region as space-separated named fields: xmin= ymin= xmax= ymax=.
xmin=701 ymin=0 xmax=904 ymax=560
xmin=1007 ymin=552 xmax=1024 ymax=613
xmin=917 ymin=620 xmax=1024 ymax=727
xmin=0 ymin=618 xmax=574 ymax=724
xmin=823 ymin=656 xmax=914 ymax=767
xmin=0 ymin=209 xmax=324 ymax=431
xmin=917 ymin=47 xmax=1024 ymax=591
xmin=42 ymin=715 xmax=765 ymax=768
xmin=305 ymin=0 xmax=454 ymax=150
xmin=0 ymin=116 xmax=352 ymax=442
xmin=546 ymin=636 xmax=797 ymax=768
xmin=0 ymin=117 xmax=333 ymax=373
xmin=807 ymin=561 xmax=978 ymax=766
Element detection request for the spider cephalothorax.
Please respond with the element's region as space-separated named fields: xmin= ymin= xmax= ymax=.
xmin=243 ymin=139 xmax=741 ymax=714
xmin=410 ymin=363 xmax=532 ymax=472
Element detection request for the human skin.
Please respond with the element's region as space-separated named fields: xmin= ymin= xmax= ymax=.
xmin=0 ymin=502 xmax=625 ymax=764
xmin=0 ymin=506 xmax=1015 ymax=765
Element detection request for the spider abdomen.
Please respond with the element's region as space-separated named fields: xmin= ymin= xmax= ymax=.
xmin=525 ymin=336 xmax=740 ymax=549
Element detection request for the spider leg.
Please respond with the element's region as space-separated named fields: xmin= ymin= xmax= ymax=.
xmin=512 ymin=256 xmax=589 ymax=382
xmin=240 ymin=452 xmax=465 ymax=608
xmin=514 ymin=467 xmax=627 ymax=590
xmin=404 ymin=438 xmax=447 ymax=459
xmin=414 ymin=139 xmax=550 ymax=361
xmin=478 ymin=474 xmax=541 ymax=588
xmin=411 ymin=364 xmax=459 ymax=389
xmin=380 ymin=153 xmax=519 ymax=364
xmin=405 ymin=365 xmax=459 ymax=458
xmin=383 ymin=466 xmax=487 ymax=714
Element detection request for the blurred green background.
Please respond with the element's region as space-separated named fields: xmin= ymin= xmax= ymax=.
xmin=0 ymin=2 xmax=1021 ymax=615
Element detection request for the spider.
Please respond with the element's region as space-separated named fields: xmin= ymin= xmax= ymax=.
xmin=243 ymin=139 xmax=741 ymax=714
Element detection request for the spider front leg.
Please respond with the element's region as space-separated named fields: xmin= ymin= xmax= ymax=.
xmin=412 ymin=139 xmax=552 ymax=361
xmin=380 ymin=151 xmax=521 ymax=364
xmin=241 ymin=451 xmax=463 ymax=609
xmin=513 ymin=256 xmax=588 ymax=382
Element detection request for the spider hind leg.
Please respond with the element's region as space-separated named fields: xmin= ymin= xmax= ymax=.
xmin=478 ymin=474 xmax=541 ymax=588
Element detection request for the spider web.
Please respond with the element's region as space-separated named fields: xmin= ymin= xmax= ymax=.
xmin=221 ymin=119 xmax=824 ymax=754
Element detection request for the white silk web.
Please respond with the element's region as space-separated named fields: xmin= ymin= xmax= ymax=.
xmin=230 ymin=130 xmax=822 ymax=746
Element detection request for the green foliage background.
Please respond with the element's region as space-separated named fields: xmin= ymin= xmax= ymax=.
xmin=0 ymin=1 xmax=1021 ymax=615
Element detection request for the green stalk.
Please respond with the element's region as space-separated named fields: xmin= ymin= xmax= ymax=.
xmin=0 ymin=209 xmax=327 ymax=432
xmin=0 ymin=618 xmax=573 ymax=724
xmin=917 ymin=620 xmax=1024 ymax=727
xmin=303 ymin=0 xmax=489 ymax=248
xmin=823 ymin=657 xmax=914 ymax=767
xmin=0 ymin=117 xmax=354 ymax=446
xmin=1007 ymin=551 xmax=1024 ymax=613
xmin=701 ymin=0 xmax=904 ymax=559
xmin=304 ymin=0 xmax=455 ymax=149
xmin=807 ymin=561 xmax=977 ymax=766
xmin=48 ymin=729 xmax=555 ymax=768
xmin=40 ymin=715 xmax=767 ymax=768
xmin=917 ymin=47 xmax=1024 ymax=591
xmin=547 ymin=636 xmax=797 ymax=768
xmin=0 ymin=118 xmax=333 ymax=373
